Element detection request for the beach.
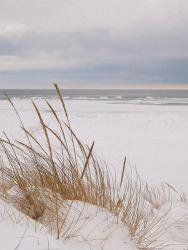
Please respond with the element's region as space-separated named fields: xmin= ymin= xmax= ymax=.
xmin=0 ymin=95 xmax=188 ymax=192
xmin=0 ymin=91 xmax=188 ymax=250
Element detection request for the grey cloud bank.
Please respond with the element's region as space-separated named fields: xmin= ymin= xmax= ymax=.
xmin=0 ymin=0 xmax=188 ymax=88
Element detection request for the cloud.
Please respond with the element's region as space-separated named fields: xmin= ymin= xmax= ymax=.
xmin=0 ymin=0 xmax=188 ymax=87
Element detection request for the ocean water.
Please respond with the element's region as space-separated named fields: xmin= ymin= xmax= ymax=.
xmin=0 ymin=89 xmax=188 ymax=105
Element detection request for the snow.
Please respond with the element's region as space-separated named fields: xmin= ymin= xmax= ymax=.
xmin=154 ymin=202 xmax=188 ymax=249
xmin=0 ymin=201 xmax=63 ymax=250
xmin=0 ymin=200 xmax=136 ymax=250
xmin=0 ymin=97 xmax=188 ymax=249
xmin=0 ymin=198 xmax=188 ymax=250
xmin=0 ymin=98 xmax=188 ymax=192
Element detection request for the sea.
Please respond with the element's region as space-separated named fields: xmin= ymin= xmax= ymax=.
xmin=1 ymin=89 xmax=188 ymax=105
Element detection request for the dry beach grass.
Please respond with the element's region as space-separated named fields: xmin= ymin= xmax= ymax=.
xmin=0 ymin=84 xmax=179 ymax=249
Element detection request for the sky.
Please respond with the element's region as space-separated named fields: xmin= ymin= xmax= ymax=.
xmin=0 ymin=0 xmax=188 ymax=89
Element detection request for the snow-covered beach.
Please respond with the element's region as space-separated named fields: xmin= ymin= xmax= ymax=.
xmin=0 ymin=96 xmax=188 ymax=192
xmin=0 ymin=93 xmax=188 ymax=250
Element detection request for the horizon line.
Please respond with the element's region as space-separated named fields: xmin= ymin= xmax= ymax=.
xmin=1 ymin=87 xmax=188 ymax=90
xmin=1 ymin=83 xmax=188 ymax=90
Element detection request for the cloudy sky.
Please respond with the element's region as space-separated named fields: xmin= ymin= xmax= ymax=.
xmin=0 ymin=0 xmax=188 ymax=88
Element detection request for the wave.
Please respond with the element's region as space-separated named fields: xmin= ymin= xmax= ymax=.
xmin=1 ymin=94 xmax=188 ymax=105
